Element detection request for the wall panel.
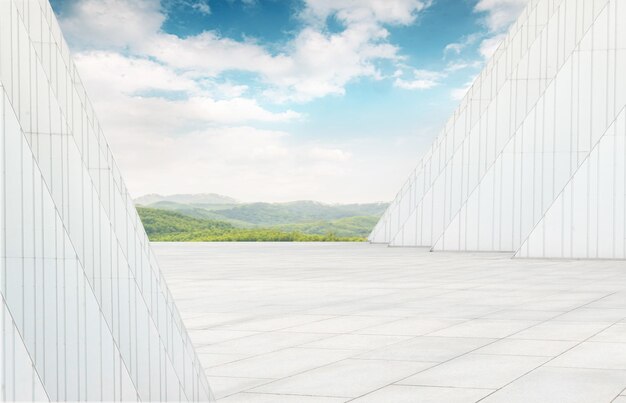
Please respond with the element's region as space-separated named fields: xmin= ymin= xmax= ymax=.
xmin=0 ymin=1 xmax=213 ymax=400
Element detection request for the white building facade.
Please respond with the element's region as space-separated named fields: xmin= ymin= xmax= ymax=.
xmin=371 ymin=0 xmax=626 ymax=259
xmin=0 ymin=0 xmax=213 ymax=400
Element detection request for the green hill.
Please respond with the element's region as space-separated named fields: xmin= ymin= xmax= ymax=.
xmin=138 ymin=207 xmax=234 ymax=237
xmin=137 ymin=207 xmax=367 ymax=242
xmin=210 ymin=201 xmax=387 ymax=226
xmin=142 ymin=201 xmax=252 ymax=226
xmin=137 ymin=196 xmax=387 ymax=224
xmin=135 ymin=194 xmax=388 ymax=242
xmin=135 ymin=193 xmax=237 ymax=205
xmin=273 ymin=216 xmax=379 ymax=238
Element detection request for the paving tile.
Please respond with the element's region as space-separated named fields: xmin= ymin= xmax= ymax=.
xmin=302 ymin=334 xmax=411 ymax=351
xmin=400 ymin=354 xmax=547 ymax=389
xmin=585 ymin=292 xmax=626 ymax=309
xmin=283 ymin=316 xmax=396 ymax=334
xmin=357 ymin=336 xmax=495 ymax=362
xmin=184 ymin=313 xmax=253 ymax=329
xmin=200 ymin=331 xmax=331 ymax=355
xmin=519 ymin=300 xmax=593 ymax=312
xmin=590 ymin=323 xmax=626 ymax=343
xmin=205 ymin=347 xmax=356 ymax=379
xmin=423 ymin=305 xmax=502 ymax=320
xmin=479 ymin=367 xmax=626 ymax=403
xmin=222 ymin=314 xmax=334 ymax=332
xmin=355 ymin=318 xmax=463 ymax=336
xmin=548 ymin=342 xmax=626 ymax=370
xmin=351 ymin=308 xmax=435 ymax=318
xmin=482 ymin=309 xmax=564 ymax=321
xmin=252 ymin=359 xmax=434 ymax=398
xmin=552 ymin=308 xmax=626 ymax=323
xmin=188 ymin=330 xmax=259 ymax=346
xmin=475 ymin=339 xmax=577 ymax=357
xmin=510 ymin=321 xmax=612 ymax=341
xmin=429 ymin=319 xmax=537 ymax=338
xmin=154 ymin=243 xmax=626 ymax=402
xmin=198 ymin=352 xmax=247 ymax=368
xmin=219 ymin=392 xmax=348 ymax=402
xmin=351 ymin=385 xmax=494 ymax=403
xmin=206 ymin=376 xmax=272 ymax=400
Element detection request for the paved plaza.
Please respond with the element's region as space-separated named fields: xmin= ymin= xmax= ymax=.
xmin=154 ymin=243 xmax=626 ymax=402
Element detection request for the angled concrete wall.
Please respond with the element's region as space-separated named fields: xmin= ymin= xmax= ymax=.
xmin=0 ymin=0 xmax=213 ymax=400
xmin=372 ymin=0 xmax=626 ymax=259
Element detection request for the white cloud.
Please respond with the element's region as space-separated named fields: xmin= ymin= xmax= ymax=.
xmin=143 ymin=31 xmax=286 ymax=77
xmin=309 ymin=147 xmax=352 ymax=162
xmin=205 ymin=82 xmax=249 ymax=99
xmin=451 ymin=80 xmax=474 ymax=100
xmin=138 ymin=25 xmax=399 ymax=103
xmin=445 ymin=60 xmax=482 ymax=73
xmin=301 ymin=0 xmax=430 ymax=26
xmin=263 ymin=26 xmax=400 ymax=102
xmin=111 ymin=122 xmax=424 ymax=203
xmin=475 ymin=0 xmax=529 ymax=32
xmin=55 ymin=0 xmax=435 ymax=202
xmin=60 ymin=0 xmax=163 ymax=49
xmin=109 ymin=124 xmax=365 ymax=202
xmin=59 ymin=0 xmax=432 ymax=103
xmin=441 ymin=0 xmax=527 ymax=103
xmin=74 ymin=51 xmax=197 ymax=96
xmin=474 ymin=0 xmax=528 ymax=60
xmin=394 ymin=69 xmax=443 ymax=90
xmin=393 ymin=60 xmax=482 ymax=92
xmin=191 ymin=1 xmax=211 ymax=15
xmin=228 ymin=0 xmax=257 ymax=6
xmin=443 ymin=32 xmax=482 ymax=57
xmin=444 ymin=43 xmax=463 ymax=56
xmin=478 ymin=33 xmax=506 ymax=59
xmin=74 ymin=51 xmax=299 ymax=125
xmin=143 ymin=0 xmax=425 ymax=102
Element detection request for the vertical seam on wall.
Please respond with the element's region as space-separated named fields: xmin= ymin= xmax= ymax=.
xmin=385 ymin=0 xmax=545 ymax=246
xmin=11 ymin=3 xmax=208 ymax=397
xmin=441 ymin=0 xmax=610 ymax=255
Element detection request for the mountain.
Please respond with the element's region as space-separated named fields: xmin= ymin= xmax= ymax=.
xmin=135 ymin=193 xmax=238 ymax=206
xmin=134 ymin=194 xmax=389 ymax=240
xmin=137 ymin=207 xmax=365 ymax=242
xmin=138 ymin=206 xmax=233 ymax=237
xmin=273 ymin=216 xmax=380 ymax=238
xmin=210 ymin=201 xmax=388 ymax=226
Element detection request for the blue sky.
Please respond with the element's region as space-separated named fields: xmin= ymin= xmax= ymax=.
xmin=50 ymin=0 xmax=527 ymax=203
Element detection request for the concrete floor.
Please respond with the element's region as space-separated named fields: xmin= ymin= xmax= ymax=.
xmin=154 ymin=242 xmax=626 ymax=403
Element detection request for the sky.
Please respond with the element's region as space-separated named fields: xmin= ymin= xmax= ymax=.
xmin=49 ymin=0 xmax=528 ymax=203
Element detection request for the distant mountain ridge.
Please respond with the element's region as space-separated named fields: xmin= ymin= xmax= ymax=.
xmin=134 ymin=193 xmax=388 ymax=239
xmin=135 ymin=193 xmax=238 ymax=206
xmin=212 ymin=201 xmax=388 ymax=226
xmin=137 ymin=207 xmax=368 ymax=241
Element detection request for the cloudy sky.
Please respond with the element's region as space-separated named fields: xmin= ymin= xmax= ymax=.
xmin=50 ymin=0 xmax=528 ymax=203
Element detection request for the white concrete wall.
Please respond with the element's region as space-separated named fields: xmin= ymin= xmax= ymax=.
xmin=373 ymin=0 xmax=626 ymax=259
xmin=0 ymin=1 xmax=213 ymax=400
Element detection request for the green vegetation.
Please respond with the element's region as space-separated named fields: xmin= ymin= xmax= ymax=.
xmin=137 ymin=198 xmax=387 ymax=224
xmin=137 ymin=207 xmax=367 ymax=242
xmin=273 ymin=216 xmax=380 ymax=238
xmin=210 ymin=201 xmax=387 ymax=226
xmin=138 ymin=207 xmax=232 ymax=237
xmin=135 ymin=194 xmax=388 ymax=242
